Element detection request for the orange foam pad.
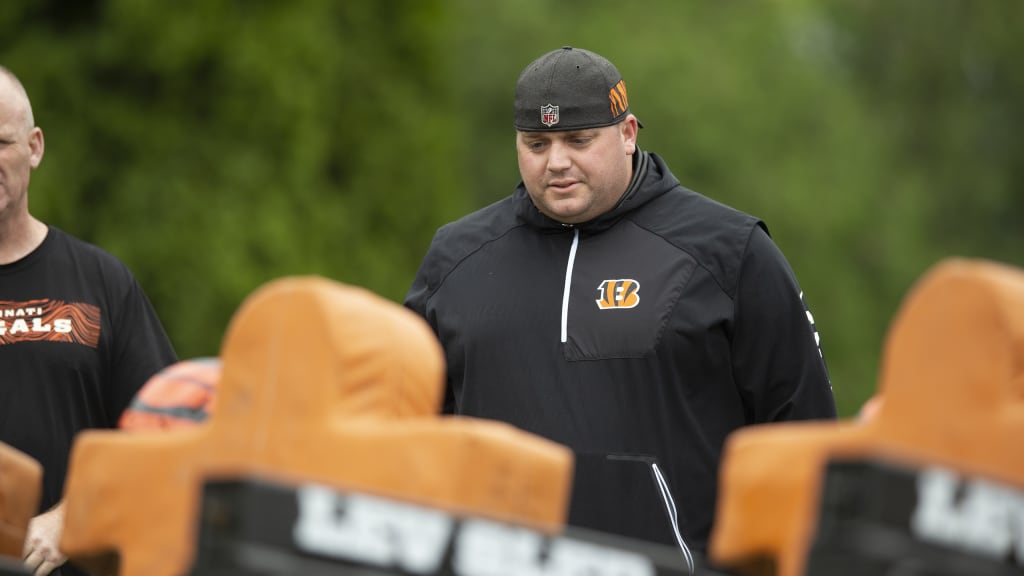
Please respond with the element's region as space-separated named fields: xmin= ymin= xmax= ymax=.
xmin=60 ymin=277 xmax=573 ymax=576
xmin=708 ymin=258 xmax=1024 ymax=576
xmin=0 ymin=442 xmax=41 ymax=559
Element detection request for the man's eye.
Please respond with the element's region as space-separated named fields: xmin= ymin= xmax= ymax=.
xmin=527 ymin=141 xmax=546 ymax=150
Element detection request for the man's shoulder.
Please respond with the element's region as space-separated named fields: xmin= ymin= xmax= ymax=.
xmin=437 ymin=194 xmax=518 ymax=235
xmin=636 ymin=185 xmax=761 ymax=247
xmin=47 ymin=227 xmax=136 ymax=277
xmin=633 ymin=152 xmax=762 ymax=241
xmin=630 ymin=185 xmax=765 ymax=292
xmin=430 ymin=195 xmax=520 ymax=255
xmin=412 ymin=195 xmax=523 ymax=291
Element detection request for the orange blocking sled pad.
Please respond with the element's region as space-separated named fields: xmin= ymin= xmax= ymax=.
xmin=0 ymin=442 xmax=41 ymax=560
xmin=59 ymin=277 xmax=573 ymax=576
xmin=708 ymin=258 xmax=1024 ymax=576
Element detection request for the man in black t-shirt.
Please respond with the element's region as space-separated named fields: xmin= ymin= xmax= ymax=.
xmin=0 ymin=67 xmax=177 ymax=576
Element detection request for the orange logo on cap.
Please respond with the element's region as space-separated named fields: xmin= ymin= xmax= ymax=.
xmin=609 ymin=80 xmax=629 ymax=117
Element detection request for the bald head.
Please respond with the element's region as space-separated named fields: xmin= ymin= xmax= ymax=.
xmin=0 ymin=66 xmax=35 ymax=131
xmin=0 ymin=64 xmax=45 ymax=233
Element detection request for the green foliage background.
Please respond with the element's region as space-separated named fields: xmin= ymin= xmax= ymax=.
xmin=3 ymin=1 xmax=1020 ymax=417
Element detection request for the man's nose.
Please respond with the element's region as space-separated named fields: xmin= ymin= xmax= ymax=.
xmin=546 ymin=141 xmax=571 ymax=172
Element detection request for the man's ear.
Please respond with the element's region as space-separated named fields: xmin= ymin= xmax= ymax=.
xmin=621 ymin=115 xmax=638 ymax=155
xmin=28 ymin=126 xmax=44 ymax=169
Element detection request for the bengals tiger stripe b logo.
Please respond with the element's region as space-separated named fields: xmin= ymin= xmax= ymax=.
xmin=596 ymin=279 xmax=640 ymax=309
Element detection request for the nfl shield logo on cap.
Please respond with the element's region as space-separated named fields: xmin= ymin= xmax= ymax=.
xmin=540 ymin=104 xmax=559 ymax=127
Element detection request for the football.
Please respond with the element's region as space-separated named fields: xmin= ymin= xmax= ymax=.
xmin=119 ymin=357 xmax=221 ymax=430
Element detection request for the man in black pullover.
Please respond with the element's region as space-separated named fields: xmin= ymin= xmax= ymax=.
xmin=405 ymin=46 xmax=836 ymax=566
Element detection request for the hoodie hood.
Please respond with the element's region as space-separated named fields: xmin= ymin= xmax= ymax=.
xmin=513 ymin=149 xmax=681 ymax=233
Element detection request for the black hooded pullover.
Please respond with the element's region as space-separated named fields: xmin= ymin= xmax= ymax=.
xmin=405 ymin=150 xmax=835 ymax=554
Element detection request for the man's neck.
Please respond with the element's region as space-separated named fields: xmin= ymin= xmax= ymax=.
xmin=0 ymin=214 xmax=48 ymax=265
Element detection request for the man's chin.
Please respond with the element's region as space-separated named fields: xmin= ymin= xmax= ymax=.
xmin=545 ymin=208 xmax=589 ymax=225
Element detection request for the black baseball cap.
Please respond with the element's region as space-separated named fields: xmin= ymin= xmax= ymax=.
xmin=514 ymin=46 xmax=640 ymax=132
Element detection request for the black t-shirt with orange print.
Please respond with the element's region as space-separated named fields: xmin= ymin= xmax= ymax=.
xmin=0 ymin=226 xmax=176 ymax=519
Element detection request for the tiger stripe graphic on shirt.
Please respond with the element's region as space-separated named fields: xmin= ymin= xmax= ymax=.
xmin=0 ymin=299 xmax=102 ymax=347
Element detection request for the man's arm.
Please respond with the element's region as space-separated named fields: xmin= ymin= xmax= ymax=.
xmin=404 ymin=233 xmax=457 ymax=415
xmin=731 ymin=225 xmax=836 ymax=423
